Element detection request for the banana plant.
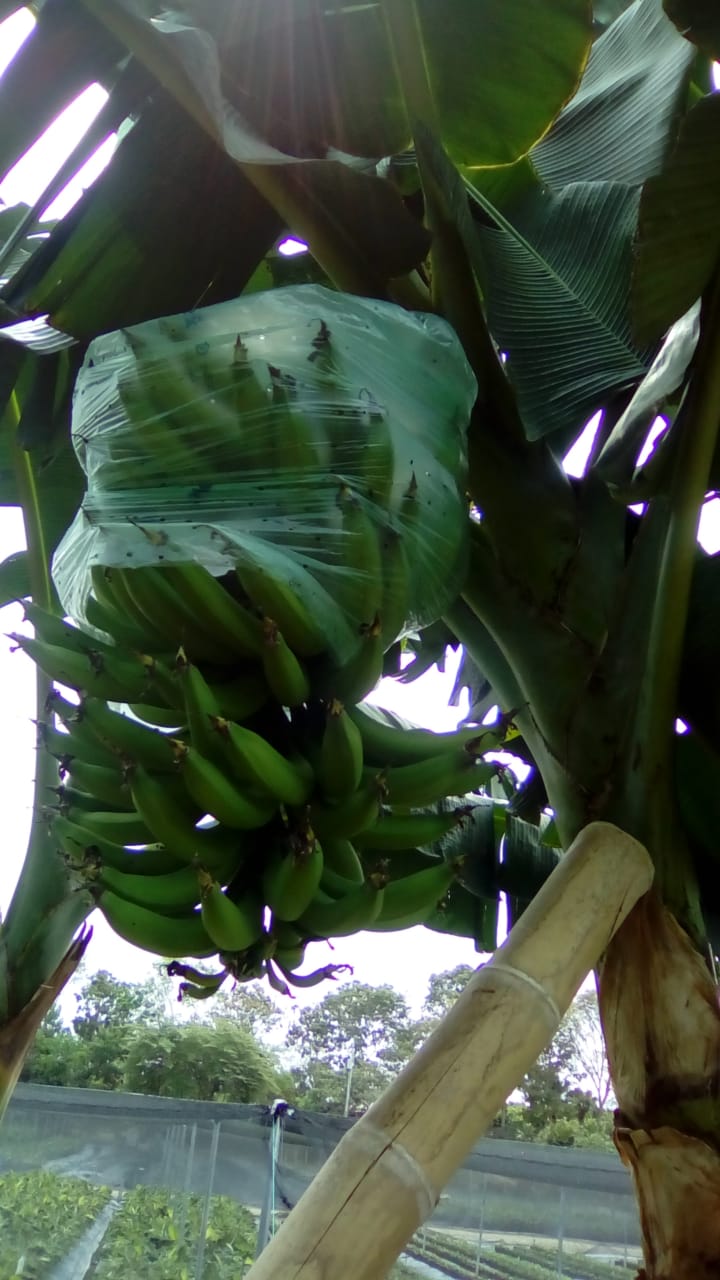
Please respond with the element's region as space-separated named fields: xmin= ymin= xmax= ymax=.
xmin=1 ymin=0 xmax=720 ymax=1273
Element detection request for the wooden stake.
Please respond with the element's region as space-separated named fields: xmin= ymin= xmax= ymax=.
xmin=245 ymin=821 xmax=653 ymax=1280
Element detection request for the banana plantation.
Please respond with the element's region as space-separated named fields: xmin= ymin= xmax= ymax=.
xmin=1 ymin=0 xmax=719 ymax=1275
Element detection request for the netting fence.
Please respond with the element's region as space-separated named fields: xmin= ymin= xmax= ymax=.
xmin=0 ymin=1083 xmax=640 ymax=1279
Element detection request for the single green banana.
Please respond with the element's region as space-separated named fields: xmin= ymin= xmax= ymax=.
xmin=377 ymin=522 xmax=411 ymax=649
xmin=37 ymin=720 xmax=117 ymax=770
xmin=172 ymin=741 xmax=278 ymax=829
xmin=61 ymin=759 xmax=133 ymax=811
xmin=54 ymin=813 xmax=183 ymax=877
xmin=372 ymin=859 xmax=456 ymax=925
xmin=298 ymin=875 xmax=386 ymax=938
xmin=232 ymin=553 xmax=329 ymax=659
xmin=176 ymin=652 xmax=227 ymax=764
xmin=308 ymin=777 xmax=385 ymax=841
xmin=99 ymin=890 xmax=216 ymax=958
xmin=353 ymin=807 xmax=468 ymax=852
xmin=90 ymin=565 xmax=172 ymax=653
xmin=22 ymin=603 xmax=115 ymax=658
xmin=315 ymin=614 xmax=385 ymax=705
xmin=262 ymin=836 xmax=324 ymax=921
xmin=117 ymin=565 xmax=240 ymax=665
xmin=116 ymin=364 xmax=198 ymax=475
xmin=349 ymin=703 xmax=511 ymax=768
xmin=78 ymin=697 xmax=178 ymax=773
xmin=267 ymin=364 xmax=323 ymax=473
xmin=199 ymin=876 xmax=264 ymax=953
xmin=58 ymin=807 xmax=155 ymax=846
xmin=204 ymin=670 xmax=269 ymax=723
xmin=379 ymin=748 xmax=498 ymax=808
xmin=127 ymin=703 xmax=185 ymax=730
xmin=98 ymin=863 xmax=204 ymax=916
xmin=127 ymin=764 xmax=245 ymax=865
xmin=84 ymin=589 xmax=155 ymax=653
xmin=320 ymin=837 xmax=365 ymax=883
xmin=210 ymin=716 xmax=312 ymax=808
xmin=327 ymin=484 xmax=384 ymax=629
xmin=260 ymin=619 xmax=310 ymax=707
xmin=356 ymin=390 xmax=394 ymax=508
xmin=11 ymin=634 xmax=157 ymax=702
xmin=317 ymin=698 xmax=364 ymax=801
xmin=165 ymin=563 xmax=265 ymax=658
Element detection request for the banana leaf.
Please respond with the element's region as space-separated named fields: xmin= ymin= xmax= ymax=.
xmin=81 ymin=0 xmax=592 ymax=169
xmin=633 ymin=92 xmax=720 ymax=344
xmin=533 ymin=0 xmax=694 ymax=188
xmin=469 ymin=179 xmax=651 ymax=446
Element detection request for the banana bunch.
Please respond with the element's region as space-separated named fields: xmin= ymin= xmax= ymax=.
xmin=61 ymin=302 xmax=472 ymax=705
xmin=16 ymin=595 xmax=511 ymax=999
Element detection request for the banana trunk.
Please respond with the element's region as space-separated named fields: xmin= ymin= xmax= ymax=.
xmin=597 ymin=889 xmax=720 ymax=1279
xmin=244 ymin=822 xmax=652 ymax=1280
xmin=0 ymin=928 xmax=90 ymax=1124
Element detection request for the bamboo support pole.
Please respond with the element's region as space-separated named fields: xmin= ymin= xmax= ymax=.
xmin=245 ymin=821 xmax=653 ymax=1280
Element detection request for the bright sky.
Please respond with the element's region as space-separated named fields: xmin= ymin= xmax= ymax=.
xmin=1 ymin=10 xmax=718 ymax=1032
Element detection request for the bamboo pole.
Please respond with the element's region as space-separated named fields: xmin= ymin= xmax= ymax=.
xmin=245 ymin=821 xmax=653 ymax=1280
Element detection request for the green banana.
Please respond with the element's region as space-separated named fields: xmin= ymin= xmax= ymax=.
xmin=327 ymin=485 xmax=383 ymax=629
xmin=163 ymin=563 xmax=264 ymax=658
xmin=317 ymin=699 xmax=364 ymax=801
xmin=357 ymin=390 xmax=394 ymax=508
xmin=316 ymin=614 xmax=385 ymax=705
xmin=127 ymin=703 xmax=185 ymax=730
xmin=377 ymin=522 xmax=411 ymax=649
xmin=84 ymin=589 xmax=154 ymax=652
xmin=308 ymin=778 xmax=385 ymax=840
xmin=265 ymin=960 xmax=293 ymax=999
xmin=262 ymin=836 xmax=324 ymax=921
xmin=37 ymin=720 xmax=117 ymax=770
xmin=60 ymin=759 xmax=133 ymax=811
xmin=260 ymin=619 xmax=310 ymax=707
xmin=99 ymin=891 xmax=216 ymax=958
xmin=298 ymin=875 xmax=386 ymax=938
xmin=267 ymin=363 xmax=323 ymax=473
xmin=57 ymin=807 xmax=155 ymax=846
xmin=353 ymin=807 xmax=468 ymax=852
xmin=349 ymin=703 xmax=511 ymax=768
xmin=11 ymin=634 xmax=157 ymax=702
xmin=232 ymin=551 xmax=330 ymax=659
xmin=172 ymin=742 xmax=278 ymax=829
xmin=117 ymin=565 xmax=240 ymax=665
xmin=372 ymin=859 xmax=456 ymax=925
xmin=379 ymin=748 xmax=498 ymax=808
xmin=199 ymin=876 xmax=264 ymax=953
xmin=321 ymin=837 xmax=365 ymax=883
xmin=204 ymin=670 xmax=269 ymax=723
xmin=117 ymin=364 xmax=198 ymax=475
xmin=90 ymin=566 xmax=171 ymax=653
xmin=98 ymin=863 xmax=203 ymax=916
xmin=22 ymin=603 xmax=114 ymax=658
xmin=54 ymin=814 xmax=184 ymax=877
xmin=176 ymin=653 xmax=227 ymax=763
xmin=127 ymin=764 xmax=245 ymax=865
xmin=78 ymin=697 xmax=177 ymax=772
xmin=210 ymin=716 xmax=312 ymax=808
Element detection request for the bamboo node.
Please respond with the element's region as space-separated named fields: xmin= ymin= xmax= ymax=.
xmin=487 ymin=963 xmax=561 ymax=1028
xmin=362 ymin=1122 xmax=438 ymax=1220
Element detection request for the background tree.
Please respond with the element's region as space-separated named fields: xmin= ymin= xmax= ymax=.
xmin=210 ymin=983 xmax=282 ymax=1040
xmin=564 ymin=990 xmax=614 ymax=1110
xmin=122 ymin=1018 xmax=281 ymax=1103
